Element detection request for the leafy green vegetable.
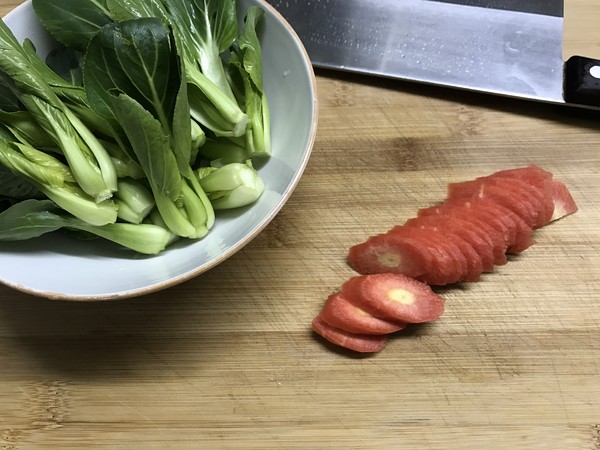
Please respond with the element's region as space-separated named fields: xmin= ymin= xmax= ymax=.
xmin=31 ymin=0 xmax=113 ymax=52
xmin=163 ymin=0 xmax=237 ymax=100
xmin=0 ymin=199 xmax=170 ymax=254
xmin=33 ymin=0 xmax=250 ymax=138
xmin=230 ymin=6 xmax=271 ymax=157
xmin=114 ymin=178 xmax=154 ymax=224
xmin=0 ymin=19 xmax=118 ymax=202
xmin=85 ymin=18 xmax=213 ymax=237
xmin=0 ymin=0 xmax=272 ymax=255
xmin=45 ymin=46 xmax=84 ymax=87
xmin=197 ymin=161 xmax=264 ymax=210
xmin=0 ymin=163 xmax=41 ymax=202
xmin=0 ymin=138 xmax=117 ymax=226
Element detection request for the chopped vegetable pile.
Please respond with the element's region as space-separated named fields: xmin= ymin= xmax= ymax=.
xmin=0 ymin=0 xmax=271 ymax=254
xmin=312 ymin=165 xmax=579 ymax=354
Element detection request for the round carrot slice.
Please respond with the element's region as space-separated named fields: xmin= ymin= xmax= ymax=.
xmin=311 ymin=315 xmax=388 ymax=353
xmin=347 ymin=233 xmax=433 ymax=277
xmin=465 ymin=198 xmax=533 ymax=253
xmin=489 ymin=165 xmax=555 ymax=225
xmin=341 ymin=274 xmax=445 ymax=324
xmin=319 ymin=292 xmax=407 ymax=335
xmin=447 ymin=179 xmax=537 ymax=228
xmin=405 ymin=215 xmax=495 ymax=273
xmin=420 ymin=204 xmax=509 ymax=265
xmin=407 ymin=223 xmax=483 ymax=282
xmin=388 ymin=225 xmax=462 ymax=286
xmin=480 ymin=177 xmax=546 ymax=229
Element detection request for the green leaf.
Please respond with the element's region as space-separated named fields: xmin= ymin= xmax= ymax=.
xmin=190 ymin=0 xmax=238 ymax=54
xmin=163 ymin=0 xmax=238 ymax=99
xmin=108 ymin=92 xmax=181 ymax=201
xmin=0 ymin=164 xmax=42 ymax=201
xmin=0 ymin=140 xmax=67 ymax=188
xmin=0 ymin=110 xmax=56 ymax=148
xmin=0 ymin=77 xmax=21 ymax=112
xmin=84 ymin=18 xmax=180 ymax=132
xmin=0 ymin=20 xmax=117 ymax=201
xmin=236 ymin=6 xmax=265 ymax=92
xmin=45 ymin=46 xmax=84 ymax=86
xmin=0 ymin=198 xmax=170 ymax=254
xmin=32 ymin=0 xmax=113 ymax=52
xmin=229 ymin=6 xmax=271 ymax=156
xmin=106 ymin=0 xmax=170 ymax=22
xmin=0 ymin=199 xmax=62 ymax=240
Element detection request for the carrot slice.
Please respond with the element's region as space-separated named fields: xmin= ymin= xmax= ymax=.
xmin=311 ymin=315 xmax=388 ymax=353
xmin=347 ymin=233 xmax=433 ymax=277
xmin=426 ymin=226 xmax=483 ymax=282
xmin=319 ymin=292 xmax=407 ymax=335
xmin=388 ymin=225 xmax=465 ymax=285
xmin=551 ymin=180 xmax=578 ymax=221
xmin=419 ymin=204 xmax=509 ymax=265
xmin=484 ymin=177 xmax=547 ymax=228
xmin=341 ymin=274 xmax=445 ymax=324
xmin=466 ymin=198 xmax=533 ymax=253
xmin=391 ymin=223 xmax=474 ymax=285
xmin=442 ymin=197 xmax=533 ymax=254
xmin=489 ymin=165 xmax=555 ymax=225
xmin=406 ymin=215 xmax=495 ymax=272
xmin=447 ymin=181 xmax=537 ymax=228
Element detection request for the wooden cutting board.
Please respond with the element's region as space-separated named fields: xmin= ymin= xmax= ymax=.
xmin=0 ymin=1 xmax=599 ymax=448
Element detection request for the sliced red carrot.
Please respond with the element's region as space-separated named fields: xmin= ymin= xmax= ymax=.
xmin=491 ymin=164 xmax=554 ymax=181
xmin=475 ymin=176 xmax=546 ymax=229
xmin=551 ymin=180 xmax=578 ymax=221
xmin=388 ymin=225 xmax=465 ymax=285
xmin=467 ymin=198 xmax=534 ymax=253
xmin=489 ymin=165 xmax=555 ymax=225
xmin=443 ymin=197 xmax=534 ymax=254
xmin=430 ymin=228 xmax=483 ymax=282
xmin=341 ymin=274 xmax=445 ymax=324
xmin=347 ymin=233 xmax=433 ymax=277
xmin=406 ymin=215 xmax=495 ymax=272
xmin=319 ymin=292 xmax=407 ymax=335
xmin=419 ymin=204 xmax=509 ymax=265
xmin=447 ymin=181 xmax=537 ymax=228
xmin=311 ymin=315 xmax=388 ymax=353
xmin=400 ymin=223 xmax=482 ymax=282
xmin=442 ymin=197 xmax=518 ymax=250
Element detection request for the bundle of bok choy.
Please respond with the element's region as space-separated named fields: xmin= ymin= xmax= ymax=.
xmin=0 ymin=0 xmax=270 ymax=255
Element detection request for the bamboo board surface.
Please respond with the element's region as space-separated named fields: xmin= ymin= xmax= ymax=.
xmin=1 ymin=1 xmax=599 ymax=448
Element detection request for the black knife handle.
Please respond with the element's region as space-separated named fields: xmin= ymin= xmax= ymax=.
xmin=564 ymin=56 xmax=600 ymax=107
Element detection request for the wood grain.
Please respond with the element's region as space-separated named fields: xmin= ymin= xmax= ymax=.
xmin=1 ymin=1 xmax=600 ymax=448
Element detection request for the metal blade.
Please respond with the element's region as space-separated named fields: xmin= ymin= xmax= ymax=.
xmin=267 ymin=0 xmax=565 ymax=105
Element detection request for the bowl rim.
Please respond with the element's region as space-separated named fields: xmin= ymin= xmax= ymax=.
xmin=0 ymin=0 xmax=319 ymax=301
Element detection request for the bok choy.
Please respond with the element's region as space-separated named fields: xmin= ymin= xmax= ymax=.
xmin=0 ymin=0 xmax=270 ymax=254
xmin=33 ymin=0 xmax=251 ymax=139
xmin=84 ymin=18 xmax=214 ymax=238
xmin=0 ymin=199 xmax=170 ymax=254
xmin=0 ymin=19 xmax=118 ymax=202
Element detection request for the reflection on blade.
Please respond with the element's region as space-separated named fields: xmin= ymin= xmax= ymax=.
xmin=267 ymin=0 xmax=565 ymax=104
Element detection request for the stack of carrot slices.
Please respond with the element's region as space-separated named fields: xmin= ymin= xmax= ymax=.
xmin=312 ymin=165 xmax=578 ymax=353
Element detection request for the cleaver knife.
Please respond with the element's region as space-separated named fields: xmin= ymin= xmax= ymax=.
xmin=266 ymin=0 xmax=600 ymax=110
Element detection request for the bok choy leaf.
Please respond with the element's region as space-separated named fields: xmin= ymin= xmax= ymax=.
xmin=0 ymin=19 xmax=118 ymax=202
xmin=0 ymin=199 xmax=171 ymax=254
xmin=33 ymin=0 xmax=250 ymax=138
xmin=229 ymin=6 xmax=271 ymax=157
xmin=84 ymin=18 xmax=214 ymax=238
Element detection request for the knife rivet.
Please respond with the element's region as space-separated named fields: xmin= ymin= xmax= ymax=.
xmin=590 ymin=65 xmax=600 ymax=79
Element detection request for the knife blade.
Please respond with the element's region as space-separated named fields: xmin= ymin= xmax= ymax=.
xmin=266 ymin=0 xmax=600 ymax=110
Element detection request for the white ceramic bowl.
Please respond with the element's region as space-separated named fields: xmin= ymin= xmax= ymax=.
xmin=0 ymin=0 xmax=318 ymax=300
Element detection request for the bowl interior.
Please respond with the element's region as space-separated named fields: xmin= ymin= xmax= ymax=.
xmin=0 ymin=0 xmax=317 ymax=300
